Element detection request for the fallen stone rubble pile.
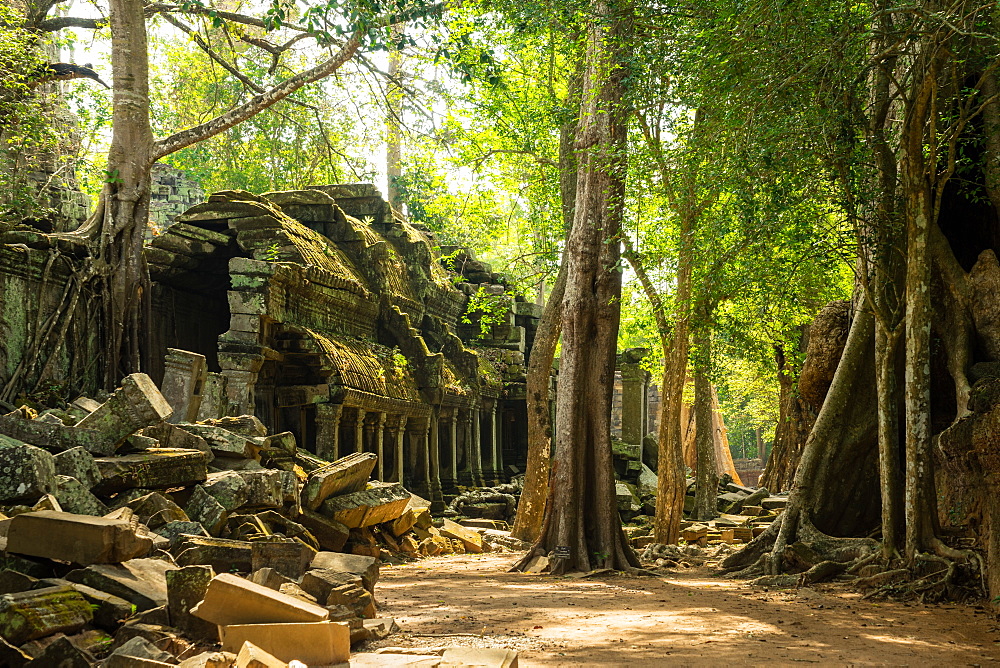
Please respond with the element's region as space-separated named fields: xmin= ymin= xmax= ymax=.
xmin=626 ymin=475 xmax=789 ymax=559
xmin=0 ymin=371 xmax=519 ymax=667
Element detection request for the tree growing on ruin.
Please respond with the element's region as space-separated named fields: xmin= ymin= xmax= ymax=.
xmin=14 ymin=0 xmax=444 ymax=390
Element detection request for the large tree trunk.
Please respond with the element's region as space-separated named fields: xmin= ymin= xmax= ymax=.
xmin=102 ymin=0 xmax=154 ymax=387
xmin=510 ymin=74 xmax=581 ymax=543
xmin=692 ymin=328 xmax=718 ymax=520
xmin=513 ymin=0 xmax=637 ymax=574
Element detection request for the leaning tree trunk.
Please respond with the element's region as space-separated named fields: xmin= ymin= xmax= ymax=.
xmin=692 ymin=328 xmax=718 ymax=520
xmin=511 ymin=74 xmax=581 ymax=543
xmin=513 ymin=0 xmax=637 ymax=574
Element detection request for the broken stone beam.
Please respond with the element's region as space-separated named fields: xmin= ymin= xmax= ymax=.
xmin=162 ymin=349 xmax=208 ymax=423
xmin=175 ymin=536 xmax=253 ymax=572
xmin=318 ymin=481 xmax=410 ymax=529
xmin=438 ymin=519 xmax=484 ymax=554
xmin=0 ymin=411 xmax=113 ymax=455
xmin=6 ymin=510 xmax=153 ymax=564
xmin=0 ymin=435 xmax=56 ymax=503
xmin=441 ymin=647 xmax=519 ymax=668
xmin=35 ymin=576 xmax=134 ymax=631
xmin=302 ymin=451 xmax=377 ymax=511
xmin=221 ymin=622 xmax=349 ymax=665
xmin=92 ymin=448 xmax=208 ymax=495
xmin=0 ymin=586 xmax=93 ymax=645
xmin=191 ymin=573 xmax=330 ymax=626
xmin=75 ymin=373 xmax=174 ymax=448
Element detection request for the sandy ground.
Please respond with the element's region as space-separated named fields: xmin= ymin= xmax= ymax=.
xmin=369 ymin=552 xmax=1000 ymax=667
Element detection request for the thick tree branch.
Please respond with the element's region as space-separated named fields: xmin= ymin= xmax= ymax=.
xmin=35 ymin=16 xmax=105 ymax=31
xmin=152 ymin=35 xmax=361 ymax=161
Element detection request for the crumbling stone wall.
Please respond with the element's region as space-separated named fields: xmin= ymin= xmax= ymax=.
xmin=148 ymin=164 xmax=205 ymax=238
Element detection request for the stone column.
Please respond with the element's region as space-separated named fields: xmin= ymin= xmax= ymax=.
xmin=218 ymin=352 xmax=264 ymax=416
xmin=428 ymin=409 xmax=445 ymax=511
xmin=353 ymin=408 xmax=366 ymax=454
xmin=471 ymin=407 xmax=484 ymax=487
xmin=439 ymin=409 xmax=458 ymax=491
xmin=390 ymin=416 xmax=406 ymax=483
xmin=493 ymin=401 xmax=505 ymax=482
xmin=457 ymin=410 xmax=474 ymax=486
xmin=195 ymin=373 xmax=228 ymax=421
xmin=161 ymin=349 xmax=208 ymax=424
xmin=620 ymin=362 xmax=650 ymax=445
xmin=409 ymin=417 xmax=432 ymax=499
xmin=372 ymin=412 xmax=387 ymax=480
xmin=315 ymin=403 xmax=343 ymax=461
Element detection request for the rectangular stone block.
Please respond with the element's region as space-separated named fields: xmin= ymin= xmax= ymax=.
xmin=221 ymin=621 xmax=349 ymax=665
xmin=191 ymin=573 xmax=330 ymax=626
xmin=75 ymin=373 xmax=174 ymax=447
xmin=250 ymin=542 xmax=313 ymax=580
xmin=235 ymin=641 xmax=286 ymax=668
xmin=302 ymin=452 xmax=377 ymax=511
xmin=174 ymin=536 xmax=253 ymax=572
xmin=65 ymin=558 xmax=176 ymax=611
xmin=6 ymin=511 xmax=152 ymax=564
xmin=310 ymin=552 xmax=378 ymax=593
xmin=0 ymin=435 xmax=56 ymax=502
xmin=439 ymin=519 xmax=484 ymax=554
xmin=92 ymin=449 xmax=208 ymax=495
xmin=0 ymin=586 xmax=92 ymax=645
xmin=53 ymin=446 xmax=102 ymax=489
xmin=319 ymin=482 xmax=410 ymax=529
xmin=166 ymin=565 xmax=217 ymax=640
xmin=35 ymin=577 xmax=134 ymax=631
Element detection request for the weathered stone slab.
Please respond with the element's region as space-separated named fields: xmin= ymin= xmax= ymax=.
xmin=350 ymin=653 xmax=441 ymax=667
xmin=53 ymin=446 xmax=102 ymax=489
xmin=310 ymin=552 xmax=379 ymax=593
xmin=75 ymin=373 xmax=173 ymax=448
xmin=154 ymin=520 xmax=208 ymax=545
xmin=93 ymin=448 xmax=208 ymax=495
xmin=22 ymin=634 xmax=94 ymax=667
xmin=36 ymin=577 xmax=134 ymax=630
xmin=302 ymin=452 xmax=377 ymax=511
xmin=387 ymin=508 xmax=416 ymax=537
xmin=178 ymin=650 xmax=236 ymax=668
xmin=439 ymin=519 xmax=484 ymax=554
xmin=125 ymin=492 xmax=189 ymax=529
xmin=177 ymin=423 xmax=260 ymax=459
xmin=65 ymin=558 xmax=176 ymax=611
xmin=6 ymin=511 xmax=152 ymax=564
xmin=174 ymin=535 xmax=253 ymax=572
xmin=296 ymin=510 xmax=349 ymax=552
xmin=202 ymin=471 xmax=250 ymax=511
xmin=0 ymin=435 xmax=56 ymax=502
xmin=191 ymin=573 xmax=330 ymax=626
xmin=0 ymin=585 xmax=92 ymax=644
xmin=166 ymin=565 xmax=217 ymax=640
xmin=0 ymin=570 xmax=36 ymax=595
xmin=162 ymin=349 xmax=208 ymax=424
xmin=0 ymin=411 xmax=112 ymax=455
xmin=185 ymin=486 xmax=228 ymax=535
xmin=237 ymin=469 xmax=283 ymax=508
xmin=53 ymin=475 xmax=110 ymax=516
xmin=221 ymin=621 xmax=350 ymax=665
xmin=199 ymin=415 xmax=268 ymax=438
xmin=319 ymin=482 xmax=410 ymax=529
xmin=141 ymin=422 xmax=214 ymax=463
xmin=109 ymin=636 xmax=176 ymax=664
xmin=250 ymin=541 xmax=313 ymax=580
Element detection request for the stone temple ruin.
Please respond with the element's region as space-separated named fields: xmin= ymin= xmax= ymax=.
xmin=144 ymin=184 xmax=543 ymax=512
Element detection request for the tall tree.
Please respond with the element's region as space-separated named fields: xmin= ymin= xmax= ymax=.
xmin=514 ymin=0 xmax=638 ymax=573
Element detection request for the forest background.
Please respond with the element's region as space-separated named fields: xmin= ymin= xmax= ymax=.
xmin=1 ymin=0 xmax=855 ymax=466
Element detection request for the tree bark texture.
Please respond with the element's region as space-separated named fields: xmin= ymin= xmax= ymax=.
xmin=692 ymin=329 xmax=718 ymax=520
xmin=515 ymin=0 xmax=637 ymax=573
xmin=511 ymin=73 xmax=581 ymax=544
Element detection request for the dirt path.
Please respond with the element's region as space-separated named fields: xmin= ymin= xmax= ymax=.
xmin=371 ymin=552 xmax=1000 ymax=666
